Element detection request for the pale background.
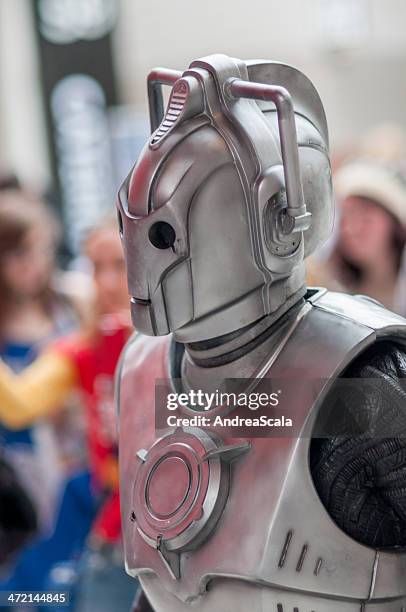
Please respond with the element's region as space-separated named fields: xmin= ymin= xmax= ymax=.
xmin=1 ymin=0 xmax=406 ymax=189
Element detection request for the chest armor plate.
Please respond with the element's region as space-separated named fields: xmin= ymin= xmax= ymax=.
xmin=118 ymin=290 xmax=406 ymax=610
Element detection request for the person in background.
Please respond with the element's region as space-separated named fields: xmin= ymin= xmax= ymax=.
xmin=309 ymin=159 xmax=406 ymax=311
xmin=0 ymin=214 xmax=137 ymax=611
xmin=0 ymin=179 xmax=84 ymax=531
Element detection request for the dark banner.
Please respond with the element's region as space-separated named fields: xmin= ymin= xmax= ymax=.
xmin=32 ymin=0 xmax=119 ymax=256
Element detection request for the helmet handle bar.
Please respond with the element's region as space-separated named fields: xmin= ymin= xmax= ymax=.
xmin=225 ymin=78 xmax=311 ymax=233
xmin=147 ymin=68 xmax=183 ymax=133
xmin=146 ymin=70 xmax=311 ymax=234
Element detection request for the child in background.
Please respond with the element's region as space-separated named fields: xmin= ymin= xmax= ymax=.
xmin=0 ymin=214 xmax=137 ymax=611
xmin=0 ymin=181 xmax=83 ymax=530
xmin=317 ymin=160 xmax=406 ymax=311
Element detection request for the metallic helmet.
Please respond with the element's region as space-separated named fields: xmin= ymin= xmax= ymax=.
xmin=117 ymin=54 xmax=333 ymax=342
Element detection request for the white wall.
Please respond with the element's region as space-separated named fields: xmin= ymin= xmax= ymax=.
xmin=1 ymin=0 xmax=406 ymax=186
xmin=0 ymin=0 xmax=51 ymax=187
xmin=112 ymin=0 xmax=406 ymax=151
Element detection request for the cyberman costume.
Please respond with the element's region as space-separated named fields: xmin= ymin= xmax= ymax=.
xmin=117 ymin=55 xmax=406 ymax=611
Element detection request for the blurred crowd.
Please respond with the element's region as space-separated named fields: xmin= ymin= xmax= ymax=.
xmin=308 ymin=123 xmax=406 ymax=315
xmin=1 ymin=120 xmax=406 ymax=612
xmin=0 ymin=176 xmax=138 ymax=611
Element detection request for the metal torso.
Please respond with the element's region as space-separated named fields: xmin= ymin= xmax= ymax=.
xmin=118 ymin=290 xmax=406 ymax=611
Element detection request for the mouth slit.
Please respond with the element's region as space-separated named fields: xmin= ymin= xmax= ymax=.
xmin=131 ymin=297 xmax=151 ymax=306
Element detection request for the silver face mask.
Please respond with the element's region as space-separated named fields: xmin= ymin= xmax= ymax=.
xmin=117 ymin=54 xmax=333 ymax=343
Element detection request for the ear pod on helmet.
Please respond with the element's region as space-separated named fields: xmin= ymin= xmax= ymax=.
xmin=264 ymin=190 xmax=302 ymax=257
xmin=255 ymin=164 xmax=305 ymax=276
xmin=224 ymin=78 xmax=312 ymax=237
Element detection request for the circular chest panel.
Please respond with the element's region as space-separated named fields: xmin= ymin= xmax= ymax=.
xmin=133 ymin=428 xmax=229 ymax=552
xmin=146 ymin=455 xmax=191 ymax=518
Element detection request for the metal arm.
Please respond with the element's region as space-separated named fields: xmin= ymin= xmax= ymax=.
xmin=147 ymin=68 xmax=183 ymax=133
xmin=225 ymin=78 xmax=311 ymax=233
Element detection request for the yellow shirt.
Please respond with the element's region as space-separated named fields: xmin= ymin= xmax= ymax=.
xmin=0 ymin=351 xmax=77 ymax=429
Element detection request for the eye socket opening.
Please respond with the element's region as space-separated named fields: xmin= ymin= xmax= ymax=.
xmin=148 ymin=221 xmax=176 ymax=250
xmin=117 ymin=209 xmax=124 ymax=238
